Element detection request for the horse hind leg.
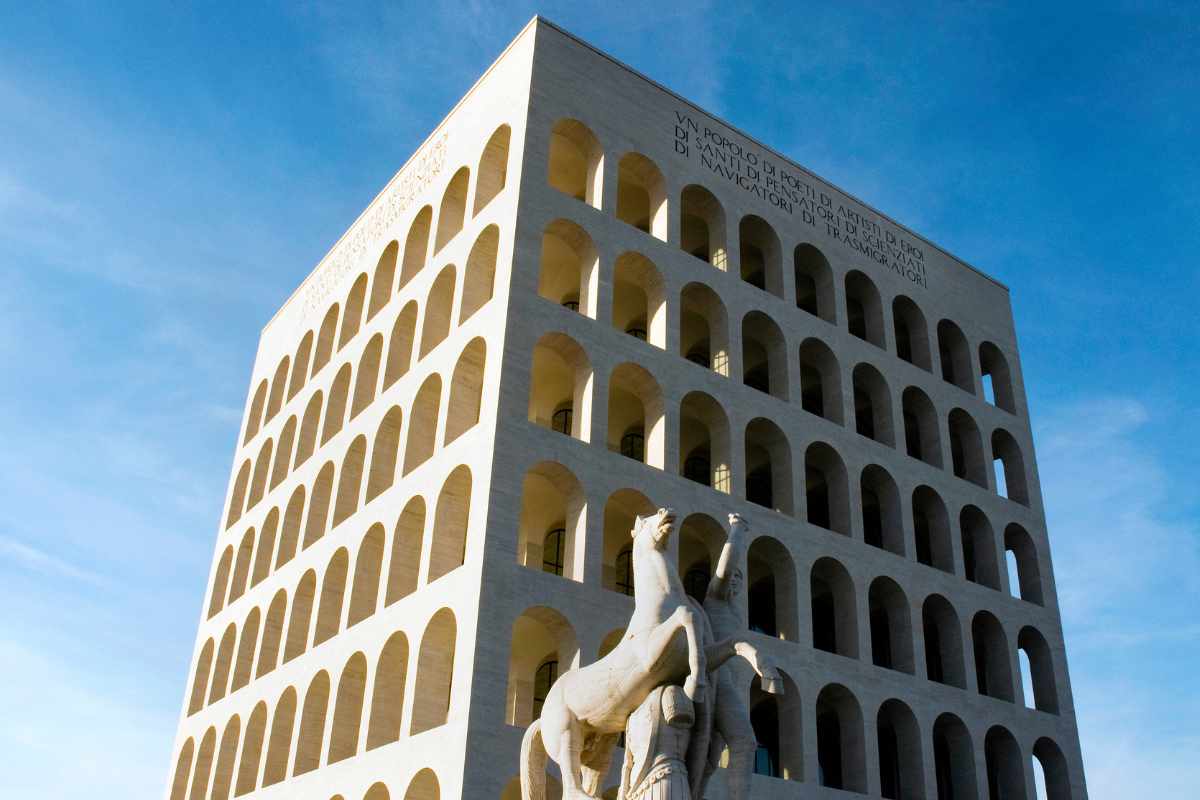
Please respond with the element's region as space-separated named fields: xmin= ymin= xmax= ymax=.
xmin=553 ymin=713 xmax=589 ymax=799
xmin=640 ymin=605 xmax=707 ymax=698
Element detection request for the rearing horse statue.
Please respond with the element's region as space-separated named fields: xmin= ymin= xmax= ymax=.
xmin=521 ymin=508 xmax=706 ymax=800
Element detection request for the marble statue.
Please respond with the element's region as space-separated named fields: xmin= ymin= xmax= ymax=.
xmin=618 ymin=685 xmax=694 ymax=800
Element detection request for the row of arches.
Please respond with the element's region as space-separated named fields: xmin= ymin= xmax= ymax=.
xmin=545 ymin=119 xmax=1017 ymax=411
xmin=194 ymin=468 xmax=472 ymax=714
xmin=241 ymin=121 xmax=508 ymax=450
xmin=170 ymin=613 xmax=455 ymax=800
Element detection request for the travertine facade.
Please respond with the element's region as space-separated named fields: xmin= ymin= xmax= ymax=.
xmin=166 ymin=17 xmax=1088 ymax=800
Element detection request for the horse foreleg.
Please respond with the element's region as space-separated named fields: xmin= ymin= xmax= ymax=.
xmin=552 ymin=713 xmax=588 ymax=799
xmin=639 ymin=606 xmax=707 ymax=699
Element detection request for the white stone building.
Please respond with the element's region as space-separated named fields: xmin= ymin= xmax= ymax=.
xmin=165 ymin=17 xmax=1088 ymax=800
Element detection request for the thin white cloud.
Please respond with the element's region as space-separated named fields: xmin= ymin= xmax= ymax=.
xmin=0 ymin=536 xmax=109 ymax=588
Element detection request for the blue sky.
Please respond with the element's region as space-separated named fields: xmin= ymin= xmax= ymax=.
xmin=1 ymin=2 xmax=1196 ymax=797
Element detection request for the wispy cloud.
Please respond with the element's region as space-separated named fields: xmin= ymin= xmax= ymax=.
xmin=0 ymin=536 xmax=110 ymax=588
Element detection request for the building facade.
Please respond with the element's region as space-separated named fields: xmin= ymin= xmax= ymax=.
xmin=165 ymin=18 xmax=1088 ymax=800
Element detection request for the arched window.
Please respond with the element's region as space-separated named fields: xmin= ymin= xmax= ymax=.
xmin=1018 ymin=626 xmax=1060 ymax=713
xmin=404 ymin=769 xmax=440 ymax=800
xmin=293 ymin=670 xmax=330 ymax=775
xmin=322 ymin=363 xmax=352 ymax=444
xmin=328 ymin=652 xmax=368 ymax=764
xmin=312 ymin=304 xmax=340 ymax=377
xmin=339 ymin=274 xmax=368 ymax=350
xmin=532 ymin=659 xmax=559 ymax=720
xmin=742 ymin=311 xmax=788 ymax=399
xmin=932 ymin=714 xmax=976 ymax=799
xmin=257 ymin=590 xmax=287 ymax=678
xmin=445 ymin=338 xmax=486 ymax=444
xmin=984 ymin=726 xmax=1025 ymax=800
xmin=805 ymin=442 xmax=849 ymax=533
xmin=347 ymin=524 xmax=385 ymax=627
xmin=302 ymin=462 xmax=334 ymax=549
xmin=678 ymin=391 xmax=731 ymax=493
xmin=980 ymin=341 xmax=1016 ymax=412
xmin=845 ymin=271 xmax=885 ymax=348
xmin=612 ymin=251 xmax=666 ymax=348
xmin=461 ymin=226 xmax=498 ymax=322
xmin=860 ymin=465 xmax=903 ymax=554
xmin=961 ymin=505 xmax=1000 ymax=589
xmin=226 ymin=461 xmax=250 ymax=530
xmin=547 ymin=118 xmax=602 ymax=207
xmin=208 ymin=623 xmax=236 ymax=704
xmin=169 ymin=738 xmax=194 ymax=800
xmin=262 ymin=687 xmax=297 ymax=786
xmin=746 ymin=418 xmax=793 ymax=514
xmin=747 ymin=536 xmax=798 ymax=640
xmin=295 ymin=392 xmax=322 ymax=468
xmin=811 ymin=558 xmax=857 ymax=658
xmin=411 ymin=609 xmax=456 ymax=734
xmin=283 ymin=570 xmax=316 ymax=663
xmin=602 ymin=489 xmax=653 ymax=594
xmin=541 ymin=528 xmax=566 ymax=576
xmin=314 ymin=548 xmax=348 ymax=646
xmin=333 ymin=435 xmax=367 ymax=528
xmin=366 ymin=406 xmax=403 ymax=502
xmin=739 ymin=215 xmax=783 ymax=297
xmin=937 ymin=319 xmax=974 ymax=392
xmin=474 ymin=125 xmax=510 ymax=214
xmin=231 ymin=607 xmax=259 ymax=692
xmin=973 ymin=611 xmax=1015 ymax=702
xmin=800 ymin=338 xmax=843 ymax=424
xmin=794 ymin=243 xmax=835 ymax=321
xmin=877 ymin=699 xmax=923 ymax=799
xmin=902 ymin=387 xmax=942 ymax=467
xmin=244 ymin=380 xmax=267 ymax=445
xmin=892 ymin=296 xmax=931 ymax=370
xmin=615 ymin=547 xmax=634 ymax=596
xmin=386 ymin=497 xmax=424 ymax=605
xmin=1004 ymin=523 xmax=1043 ymax=604
xmin=435 ymin=167 xmax=469 ymax=252
xmin=429 ymin=465 xmax=471 ymax=582
xmin=617 ymin=152 xmax=667 ymax=240
xmin=992 ymin=428 xmax=1030 ymax=504
xmin=368 ymin=241 xmax=399 ymax=321
xmin=852 ymin=363 xmax=893 ymax=444
xmin=189 ymin=727 xmax=217 ymax=800
xmin=922 ymin=594 xmax=966 ymax=688
xmin=608 ymin=362 xmax=665 ymax=468
xmin=949 ymin=408 xmax=987 ymax=486
xmin=868 ymin=577 xmax=914 ymax=673
xmin=680 ymin=184 xmax=727 ymax=268
xmin=276 ymin=487 xmax=304 ymax=568
xmin=229 ymin=529 xmax=254 ymax=604
xmin=208 ymin=546 xmax=233 ymax=618
xmin=403 ymin=374 xmax=441 ymax=475
xmin=912 ymin=486 xmax=953 ymax=573
xmin=529 ymin=333 xmax=592 ymax=441
xmin=271 ymin=417 xmax=296 ymax=489
xmin=816 ymin=684 xmax=867 ymax=792
xmin=679 ymin=282 xmax=729 ymax=375
xmin=538 ymin=219 xmax=597 ymax=316
xmin=383 ymin=301 xmax=418 ymax=392
xmin=351 ymin=335 xmax=383 ymax=419
xmin=235 ymin=703 xmax=267 ymax=795
xmin=288 ymin=331 xmax=313 ymax=401
xmin=211 ymin=716 xmax=240 ymax=800
xmin=366 ymin=631 xmax=408 ymax=749
xmin=251 ymin=509 xmax=278 ymax=587
xmin=507 ymin=606 xmax=578 ymax=726
xmin=265 ymin=356 xmax=289 ymax=423
xmin=246 ymin=439 xmax=272 ymax=511
xmin=399 ymin=206 xmax=432 ymax=290
xmin=1033 ymin=737 xmax=1073 ymax=800
xmin=750 ymin=672 xmax=803 ymax=781
xmin=419 ymin=264 xmax=456 ymax=358
xmin=518 ymin=462 xmax=584 ymax=581
xmin=187 ymin=639 xmax=214 ymax=715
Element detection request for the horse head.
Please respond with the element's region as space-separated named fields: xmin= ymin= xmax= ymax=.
xmin=633 ymin=507 xmax=676 ymax=550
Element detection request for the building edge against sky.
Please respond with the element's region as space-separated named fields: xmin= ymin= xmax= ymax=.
xmin=166 ymin=16 xmax=1088 ymax=800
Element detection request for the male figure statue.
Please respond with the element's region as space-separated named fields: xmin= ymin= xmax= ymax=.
xmin=618 ymin=684 xmax=694 ymax=800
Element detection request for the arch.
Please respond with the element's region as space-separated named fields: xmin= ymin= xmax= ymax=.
xmin=680 ymin=184 xmax=727 ymax=268
xmin=852 ymin=363 xmax=893 ymax=444
xmin=367 ymin=630 xmax=409 ymax=749
xmin=384 ymin=301 xmax=418 ymax=390
xmin=1033 ymin=737 xmax=1072 ymax=800
xmin=271 ymin=417 xmax=296 ymax=489
xmin=347 ymin=526 xmax=385 ymax=630
xmin=257 ymin=590 xmax=287 ymax=678
xmin=932 ymin=713 xmax=976 ymax=799
xmin=845 ymin=270 xmax=885 ymax=348
xmin=805 ymin=441 xmax=850 ymax=533
xmin=860 ymin=465 xmax=903 ymax=555
xmin=750 ymin=670 xmax=803 ymax=780
xmin=973 ymin=610 xmax=1015 ymax=701
xmin=548 ymin=118 xmax=602 ymax=207
xmin=506 ymin=606 xmax=579 ymax=726
xmin=366 ymin=784 xmax=391 ymax=800
xmin=366 ymin=405 xmax=403 ymax=502
xmin=800 ymin=338 xmax=843 ymax=424
xmin=902 ymin=387 xmax=942 ymax=467
xmin=1018 ymin=626 xmax=1059 ymax=713
xmin=303 ymin=461 xmax=335 ymax=549
xmin=403 ymin=373 xmax=441 ymax=475
xmin=815 ymin=683 xmax=867 ymax=792
xmin=922 ymin=594 xmax=966 ymax=689
xmin=294 ymin=670 xmax=330 ymax=775
xmin=678 ymin=391 xmax=731 ymax=493
xmin=739 ymin=214 xmax=783 ymax=297
xmin=912 ymin=486 xmax=954 ymax=573
xmin=877 ymin=699 xmax=923 ymax=799
xmin=475 ymin=124 xmax=510 ymax=213
xmin=333 ymin=435 xmax=367 ymax=527
xmin=226 ymin=461 xmax=250 ymax=530
xmin=742 ymin=311 xmax=788 ymax=399
xmin=794 ymin=243 xmax=836 ymax=321
xmin=289 ymin=331 xmax=313 ymax=401
xmin=811 ymin=558 xmax=858 ymax=658
xmin=937 ymin=319 xmax=973 ymax=392
xmin=612 ymin=251 xmax=666 ymax=348
xmin=602 ymin=488 xmax=655 ymax=594
xmin=323 ymin=363 xmax=352 ymax=444
xmin=868 ymin=577 xmax=914 ymax=673
xmin=295 ymin=391 xmax=322 ymax=468
xmin=607 ymin=361 xmax=665 ymax=468
xmin=244 ymin=380 xmax=267 ymax=445
xmin=518 ymin=462 xmax=585 ymax=581
xmin=892 ymin=296 xmax=931 ymax=370
xmin=234 ymin=702 xmax=267 ymax=796
xmin=617 ymin=152 xmax=667 ymax=239
xmin=247 ymin=439 xmax=273 ymax=511
xmin=445 ymin=338 xmax=486 ymax=444
xmin=368 ymin=241 xmax=399 ymax=321
xmin=411 ymin=608 xmax=457 ymax=734
xmin=229 ymin=528 xmax=255 ymax=604
xmin=387 ymin=497 xmax=425 ymax=604
xmin=314 ymin=548 xmax=349 ymax=646
xmin=187 ymin=638 xmax=215 ymax=715
xmin=208 ymin=546 xmax=233 ymax=617
xmin=1004 ymin=523 xmax=1043 ymax=604
xmin=328 ymin=652 xmax=368 ymax=763
xmin=980 ymin=341 xmax=1016 ymax=412
xmin=435 ymin=167 xmax=469 ymax=252
xmin=266 ymin=356 xmax=289 ymax=422
xmin=170 ymin=738 xmax=194 ymax=800
xmin=538 ymin=219 xmax=597 ymax=315
xmin=277 ymin=487 xmax=304 ymax=568
xmin=339 ymin=273 xmax=368 ymax=350
xmin=991 ymin=428 xmax=1030 ymax=504
xmin=283 ymin=570 xmax=316 ymax=662
xmin=251 ymin=509 xmax=278 ymax=587
xmin=747 ymin=535 xmax=798 ymax=640
xmin=188 ymin=726 xmax=217 ymax=800
xmin=262 ymin=686 xmax=297 ymax=786
xmin=313 ymin=303 xmax=340 ymax=376
xmin=948 ymin=408 xmax=987 ymax=487
xmin=679 ymin=281 xmax=729 ymax=375
xmin=745 ymin=418 xmax=793 ymax=514
xmin=677 ymin=513 xmax=723 ymax=603
xmin=352 ymin=334 xmax=384 ymax=419
xmin=405 ymin=769 xmax=440 ymax=800
xmin=429 ymin=465 xmax=472 ymax=582
xmin=211 ymin=715 xmax=241 ymax=800
xmin=208 ymin=623 xmax=237 ymax=704
xmin=528 ymin=331 xmax=592 ymax=441
xmin=399 ymin=206 xmax=433 ymax=289
xmin=985 ymin=726 xmax=1027 ymax=800
xmin=461 ymin=225 xmax=498 ymax=322
xmin=960 ymin=505 xmax=1001 ymax=589
xmin=420 ymin=264 xmax=457 ymax=358
xmin=231 ymin=607 xmax=260 ymax=692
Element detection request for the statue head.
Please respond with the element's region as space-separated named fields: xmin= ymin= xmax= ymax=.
xmin=660 ymin=684 xmax=695 ymax=728
xmin=633 ymin=507 xmax=676 ymax=548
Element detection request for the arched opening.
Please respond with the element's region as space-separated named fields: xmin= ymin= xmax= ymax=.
xmin=226 ymin=461 xmax=250 ymax=530
xmin=208 ymin=546 xmax=233 ymax=617
xmin=751 ymin=671 xmax=804 ymax=780
xmin=461 ymin=225 xmax=498 ymax=322
xmin=383 ymin=301 xmax=418 ymax=390
xmin=677 ymin=513 xmax=722 ymax=604
xmin=811 ymin=558 xmax=858 ymax=658
xmin=211 ymin=716 xmax=240 ymax=800
xmin=445 ymin=338 xmax=486 ymax=444
xmin=877 ymin=699 xmax=923 ymax=799
xmin=612 ymin=251 xmax=666 ymax=348
xmin=860 ymin=465 xmax=903 ymax=555
xmin=607 ymin=362 xmax=665 ymax=468
xmin=313 ymin=304 xmax=340 ymax=377
xmin=1033 ymin=738 xmax=1072 ymax=800
xmin=800 ymin=338 xmax=843 ymax=424
xmin=399 ymin=206 xmax=433 ymax=290
xmin=271 ymin=417 xmax=296 ymax=489
xmin=347 ymin=524 xmax=385 ymax=627
xmin=386 ymin=497 xmax=425 ymax=605
xmin=283 ymin=570 xmax=316 ymax=663
xmin=366 ymin=631 xmax=408 ymax=749
xmin=932 ymin=713 xmax=976 ymax=799
xmin=937 ymin=319 xmax=973 ymax=392
xmin=992 ymin=429 xmax=1029 ymax=505
xmin=368 ymin=241 xmax=399 ymax=321
xmin=739 ymin=214 xmax=783 ymax=297
xmin=980 ymin=341 xmax=1016 ymax=413
xmin=805 ymin=441 xmax=849 ymax=533
xmin=365 ymin=783 xmax=390 ymax=800
xmin=539 ymin=219 xmax=597 ymax=316
xmin=328 ymin=652 xmax=368 ymax=764
xmin=960 ymin=505 xmax=1000 ymax=589
xmin=231 ymin=607 xmax=260 ymax=691
xmin=1004 ymin=524 xmax=1043 ymax=604
xmin=745 ymin=417 xmax=793 ymax=514
xmin=247 ymin=440 xmax=272 ymax=511
xmin=475 ymin=125 xmax=510 ymax=214
xmin=189 ymin=727 xmax=217 ymax=800
xmin=235 ymin=703 xmax=267 ymax=795
xmin=1018 ymin=626 xmax=1059 ymax=714
xmin=188 ymin=639 xmax=214 ymax=715
xmin=339 ymin=274 xmax=368 ymax=351
xmin=314 ymin=548 xmax=349 ymax=646
xmin=289 ymin=332 xmax=313 ymax=401
xmin=892 ymin=296 xmax=931 ymax=370
xmin=602 ymin=489 xmax=654 ymax=594
xmin=845 ymin=270 xmax=885 ymax=348
xmin=912 ymin=486 xmax=954 ymax=573
xmin=351 ymin=335 xmax=383 ymax=419
xmin=680 ymin=184 xmax=727 ymax=268
xmin=244 ymin=381 xmax=267 ymax=445
xmin=435 ymin=167 xmax=469 ymax=252
xmin=518 ymin=462 xmax=585 ymax=581
xmin=366 ymin=406 xmax=403 ymax=502
xmin=922 ymin=594 xmax=966 ymax=689
xmin=742 ymin=311 xmax=788 ymax=399
xmin=973 ymin=611 xmax=1015 ymax=702
xmin=170 ymin=738 xmax=194 ymax=800
xmin=262 ymin=687 xmax=297 ymax=787
xmin=208 ymin=624 xmax=236 ymax=704
xmin=295 ymin=392 xmax=322 ymax=468
xmin=679 ymin=282 xmax=729 ymax=375
xmin=323 ymin=363 xmax=352 ymax=445
xmin=229 ymin=529 xmax=255 ymax=604
xmin=948 ymin=409 xmax=987 ymax=487
xmin=405 ymin=769 xmax=440 ymax=800
xmin=852 ymin=363 xmax=894 ymax=444
xmin=419 ymin=264 xmax=456 ymax=358
xmin=302 ymin=462 xmax=334 ymax=549
xmin=548 ymin=118 xmax=602 ymax=207
xmin=678 ymin=391 xmax=731 ymax=493
xmin=616 ymin=152 xmax=667 ymax=240
xmin=294 ymin=670 xmax=330 ymax=776
xmin=266 ymin=356 xmax=289 ymax=423
xmin=257 ymin=590 xmax=287 ymax=678
xmin=985 ymin=726 xmax=1027 ymax=800
xmin=251 ymin=509 xmax=278 ymax=587
xmin=902 ymin=387 xmax=941 ymax=466
xmin=276 ymin=487 xmax=304 ymax=568
xmin=816 ymin=683 xmax=867 ymax=792
xmin=868 ymin=577 xmax=914 ymax=673
xmin=411 ymin=608 xmax=457 ymax=734
xmin=506 ymin=606 xmax=579 ymax=726
xmin=528 ymin=332 xmax=591 ymax=441
xmin=429 ymin=465 xmax=471 ymax=582
xmin=333 ymin=435 xmax=367 ymax=527
xmin=747 ymin=535 xmax=798 ymax=640
xmin=403 ymin=374 xmax=441 ymax=475
xmin=794 ymin=243 xmax=835 ymax=321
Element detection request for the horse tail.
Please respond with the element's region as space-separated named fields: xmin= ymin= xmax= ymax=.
xmin=520 ymin=717 xmax=547 ymax=800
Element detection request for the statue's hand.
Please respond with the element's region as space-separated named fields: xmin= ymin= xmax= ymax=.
xmin=760 ymin=674 xmax=783 ymax=695
xmin=727 ymin=513 xmax=749 ymax=536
